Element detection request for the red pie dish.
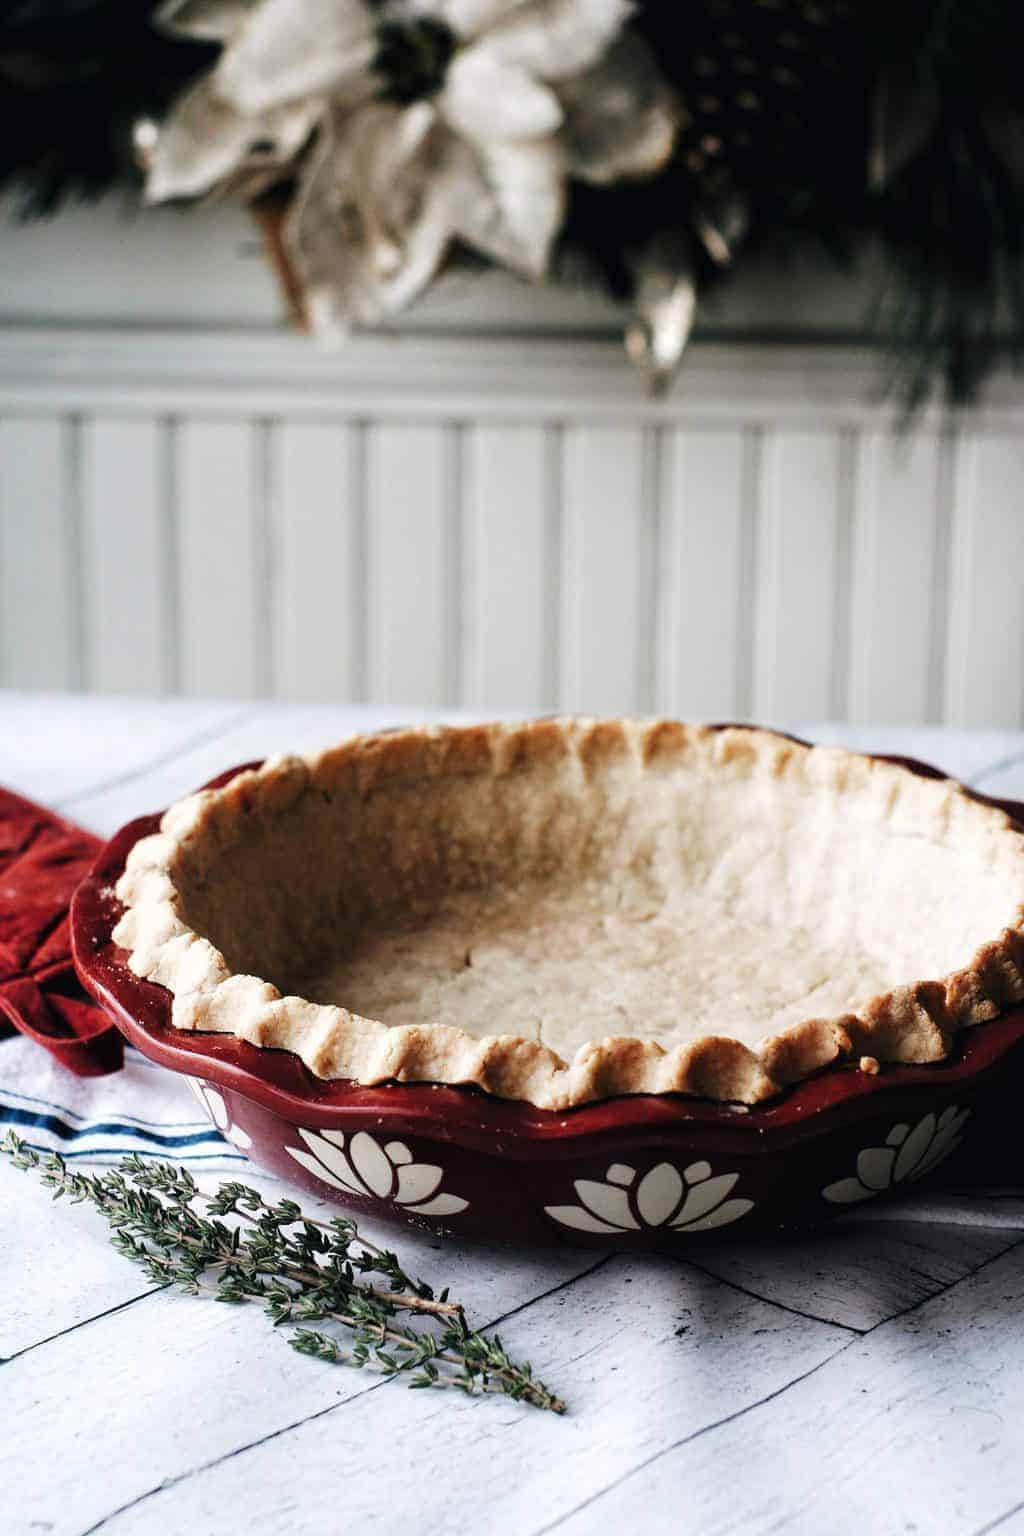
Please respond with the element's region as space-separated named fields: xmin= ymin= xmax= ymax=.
xmin=70 ymin=723 xmax=1024 ymax=1246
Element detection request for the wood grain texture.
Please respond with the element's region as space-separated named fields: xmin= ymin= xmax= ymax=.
xmin=3 ymin=1218 xmax=601 ymax=1536
xmin=550 ymin=1242 xmax=1024 ymax=1536
xmin=26 ymin=1256 xmax=846 ymax=1536
xmin=0 ymin=1160 xmax=159 ymax=1361
xmin=680 ymin=1218 xmax=1018 ymax=1332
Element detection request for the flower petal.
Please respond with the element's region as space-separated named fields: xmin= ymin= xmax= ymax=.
xmin=145 ymin=78 xmax=318 ymax=203
xmin=893 ymin=1114 xmax=937 ymax=1183
xmin=349 ymin=1131 xmax=396 ymax=1198
xmin=440 ymin=47 xmax=562 ymax=142
xmin=479 ymin=0 xmax=632 ymax=83
xmin=909 ymin=1134 xmax=964 ymax=1182
xmin=156 ymin=0 xmax=257 ymax=42
xmin=673 ymin=1172 xmax=739 ymax=1225
xmin=856 ymin=1145 xmax=897 ymax=1192
xmin=417 ymin=0 xmax=524 ymax=40
xmin=395 ymin=1163 xmax=444 ymax=1206
xmin=822 ymin=1176 xmax=876 ymax=1204
xmin=636 ymin=1163 xmax=684 ymax=1228
xmin=214 ymin=0 xmax=377 ymax=115
xmin=451 ymin=137 xmax=564 ymax=277
xmin=285 ymin=1144 xmax=359 ymax=1194
xmin=227 ymin=1124 xmax=253 ymax=1151
xmin=386 ymin=1141 xmax=413 ymax=1165
xmin=406 ymin=1191 xmax=470 ymax=1216
xmin=544 ymin=1203 xmax=625 ymax=1235
xmin=674 ymin=1197 xmax=754 ymax=1233
xmin=296 ymin=1127 xmax=364 ymax=1190
xmin=684 ymin=1160 xmax=712 ymax=1184
xmin=606 ymin=1163 xmax=635 ymax=1186
xmin=573 ymin=1178 xmax=639 ymax=1229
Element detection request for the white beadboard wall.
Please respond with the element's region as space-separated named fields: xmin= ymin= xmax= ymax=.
xmin=1 ymin=325 xmax=1023 ymax=725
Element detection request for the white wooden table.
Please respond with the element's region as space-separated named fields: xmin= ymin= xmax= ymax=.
xmin=5 ymin=695 xmax=1024 ymax=1536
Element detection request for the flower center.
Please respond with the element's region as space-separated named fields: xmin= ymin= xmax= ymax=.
xmin=374 ymin=16 xmax=457 ymax=104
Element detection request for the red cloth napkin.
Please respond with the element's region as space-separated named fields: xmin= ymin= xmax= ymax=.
xmin=0 ymin=785 xmax=122 ymax=1076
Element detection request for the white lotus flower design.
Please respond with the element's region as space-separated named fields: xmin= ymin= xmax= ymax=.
xmin=545 ymin=1158 xmax=754 ymax=1236
xmin=284 ymin=1128 xmax=469 ymax=1217
xmin=187 ymin=1076 xmax=253 ymax=1151
xmin=822 ymin=1105 xmax=970 ymax=1205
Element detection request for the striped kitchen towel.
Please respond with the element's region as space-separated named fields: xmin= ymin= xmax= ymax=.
xmin=0 ymin=779 xmax=245 ymax=1170
xmin=0 ymin=1030 xmax=248 ymax=1169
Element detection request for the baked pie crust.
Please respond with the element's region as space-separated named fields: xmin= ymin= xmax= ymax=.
xmin=112 ymin=720 xmax=1024 ymax=1109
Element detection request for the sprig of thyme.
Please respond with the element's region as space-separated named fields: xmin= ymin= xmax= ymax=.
xmin=3 ymin=1131 xmax=564 ymax=1413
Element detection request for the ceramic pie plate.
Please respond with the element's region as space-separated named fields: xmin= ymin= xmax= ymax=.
xmin=70 ymin=745 xmax=1024 ymax=1248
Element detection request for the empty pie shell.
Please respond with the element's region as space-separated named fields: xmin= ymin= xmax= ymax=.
xmin=111 ymin=720 xmax=1024 ymax=1109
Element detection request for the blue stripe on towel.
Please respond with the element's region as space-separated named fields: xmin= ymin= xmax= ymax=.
xmin=0 ymin=1103 xmax=226 ymax=1149
xmin=0 ymin=1085 xmax=208 ymax=1131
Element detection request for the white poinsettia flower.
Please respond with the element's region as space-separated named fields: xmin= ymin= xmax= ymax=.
xmin=822 ymin=1106 xmax=970 ymax=1205
xmin=145 ymin=0 xmax=677 ymax=330
xmin=285 ymin=1128 xmax=469 ymax=1217
xmin=187 ymin=1077 xmax=253 ymax=1151
xmin=545 ymin=1158 xmax=754 ymax=1236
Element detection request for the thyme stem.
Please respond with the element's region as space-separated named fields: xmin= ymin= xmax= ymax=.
xmin=3 ymin=1131 xmax=565 ymax=1414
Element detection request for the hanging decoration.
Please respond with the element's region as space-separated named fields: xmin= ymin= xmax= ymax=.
xmin=2 ymin=0 xmax=1023 ymax=403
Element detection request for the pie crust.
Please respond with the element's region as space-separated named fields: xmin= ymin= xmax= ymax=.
xmin=112 ymin=720 xmax=1024 ymax=1109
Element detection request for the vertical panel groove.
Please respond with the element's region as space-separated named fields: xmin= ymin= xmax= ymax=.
xmin=2 ymin=379 xmax=1021 ymax=724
